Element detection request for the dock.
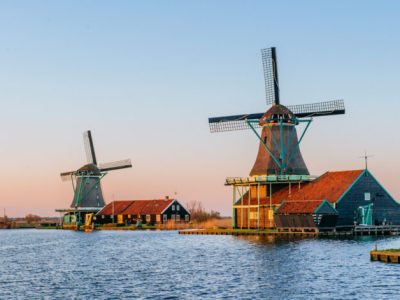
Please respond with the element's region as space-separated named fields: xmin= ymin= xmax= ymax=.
xmin=178 ymin=229 xmax=353 ymax=237
xmin=179 ymin=225 xmax=400 ymax=237
xmin=371 ymin=250 xmax=400 ymax=263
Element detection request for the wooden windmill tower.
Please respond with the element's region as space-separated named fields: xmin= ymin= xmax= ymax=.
xmin=208 ymin=47 xmax=346 ymax=228
xmin=56 ymin=130 xmax=132 ymax=227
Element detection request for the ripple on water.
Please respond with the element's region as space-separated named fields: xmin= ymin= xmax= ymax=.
xmin=1 ymin=230 xmax=400 ymax=299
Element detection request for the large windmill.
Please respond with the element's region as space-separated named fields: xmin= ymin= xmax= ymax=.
xmin=209 ymin=47 xmax=345 ymax=176
xmin=56 ymin=130 xmax=132 ymax=226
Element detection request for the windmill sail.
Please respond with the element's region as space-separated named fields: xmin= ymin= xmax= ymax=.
xmin=83 ymin=130 xmax=97 ymax=165
xmin=99 ymin=159 xmax=132 ymax=172
xmin=60 ymin=171 xmax=75 ymax=181
xmin=208 ymin=100 xmax=345 ymax=133
xmin=287 ymin=99 xmax=345 ymax=118
xmin=262 ymin=47 xmax=280 ymax=105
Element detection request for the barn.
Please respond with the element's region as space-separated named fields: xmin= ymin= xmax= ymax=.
xmin=96 ymin=198 xmax=190 ymax=225
xmin=233 ymin=169 xmax=400 ymax=230
xmin=274 ymin=200 xmax=338 ymax=231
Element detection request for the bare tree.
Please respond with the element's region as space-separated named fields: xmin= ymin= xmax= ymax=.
xmin=25 ymin=214 xmax=41 ymax=224
xmin=186 ymin=200 xmax=221 ymax=222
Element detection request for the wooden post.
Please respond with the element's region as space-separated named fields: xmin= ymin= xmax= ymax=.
xmin=269 ymin=183 xmax=272 ymax=228
xmin=248 ymin=184 xmax=251 ymax=229
xmin=241 ymin=186 xmax=244 ymax=229
xmin=232 ymin=185 xmax=237 ymax=228
xmin=257 ymin=183 xmax=260 ymax=230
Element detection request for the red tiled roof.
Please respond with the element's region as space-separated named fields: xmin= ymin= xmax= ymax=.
xmin=123 ymin=200 xmax=174 ymax=215
xmin=235 ymin=170 xmax=364 ymax=206
xmin=97 ymin=200 xmax=134 ymax=215
xmin=280 ymin=170 xmax=364 ymax=204
xmin=276 ymin=200 xmax=325 ymax=214
xmin=97 ymin=199 xmax=174 ymax=216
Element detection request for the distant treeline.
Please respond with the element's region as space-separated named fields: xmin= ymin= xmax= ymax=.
xmin=186 ymin=200 xmax=222 ymax=223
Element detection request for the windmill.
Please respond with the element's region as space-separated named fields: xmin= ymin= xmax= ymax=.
xmin=57 ymin=130 xmax=132 ymax=226
xmin=209 ymin=47 xmax=345 ymax=176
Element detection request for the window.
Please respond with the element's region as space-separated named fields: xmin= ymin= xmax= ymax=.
xmin=268 ymin=209 xmax=274 ymax=220
xmin=156 ymin=215 xmax=161 ymax=222
xmin=146 ymin=215 xmax=151 ymax=222
xmin=163 ymin=214 xmax=168 ymax=222
xmin=365 ymin=192 xmax=371 ymax=201
xmin=176 ymin=215 xmax=180 ymax=222
xmin=249 ymin=212 xmax=258 ymax=220
xmin=185 ymin=215 xmax=190 ymax=222
xmin=172 ymin=205 xmax=175 ymax=211
xmin=171 ymin=214 xmax=175 ymax=221
xmin=177 ymin=205 xmax=180 ymax=211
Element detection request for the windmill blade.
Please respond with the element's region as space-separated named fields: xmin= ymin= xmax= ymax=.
xmin=99 ymin=159 xmax=132 ymax=172
xmin=60 ymin=171 xmax=75 ymax=181
xmin=208 ymin=113 xmax=264 ymax=133
xmin=83 ymin=130 xmax=97 ymax=165
xmin=288 ymin=100 xmax=345 ymax=118
xmin=261 ymin=47 xmax=280 ymax=105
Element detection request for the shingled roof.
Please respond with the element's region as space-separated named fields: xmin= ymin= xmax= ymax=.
xmin=97 ymin=199 xmax=174 ymax=216
xmin=276 ymin=200 xmax=326 ymax=214
xmin=276 ymin=200 xmax=338 ymax=214
xmin=235 ymin=170 xmax=365 ymax=206
xmin=279 ymin=170 xmax=364 ymax=204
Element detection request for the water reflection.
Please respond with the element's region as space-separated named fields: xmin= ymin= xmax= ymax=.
xmin=1 ymin=230 xmax=400 ymax=299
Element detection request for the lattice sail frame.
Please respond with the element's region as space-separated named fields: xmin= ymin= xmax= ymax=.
xmin=209 ymin=99 xmax=345 ymax=133
xmin=262 ymin=47 xmax=279 ymax=105
xmin=99 ymin=159 xmax=132 ymax=172
xmin=287 ymin=99 xmax=345 ymax=118
xmin=83 ymin=130 xmax=97 ymax=165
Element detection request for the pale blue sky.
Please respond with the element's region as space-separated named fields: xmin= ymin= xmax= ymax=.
xmin=1 ymin=1 xmax=400 ymax=216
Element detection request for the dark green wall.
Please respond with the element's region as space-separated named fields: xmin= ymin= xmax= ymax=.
xmin=336 ymin=172 xmax=400 ymax=226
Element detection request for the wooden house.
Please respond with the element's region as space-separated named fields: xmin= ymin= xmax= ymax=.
xmin=234 ymin=169 xmax=400 ymax=229
xmin=96 ymin=198 xmax=190 ymax=225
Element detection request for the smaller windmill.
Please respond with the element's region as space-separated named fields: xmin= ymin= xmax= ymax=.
xmin=56 ymin=130 xmax=132 ymax=226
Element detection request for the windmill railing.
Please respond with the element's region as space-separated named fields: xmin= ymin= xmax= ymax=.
xmin=225 ymin=175 xmax=317 ymax=185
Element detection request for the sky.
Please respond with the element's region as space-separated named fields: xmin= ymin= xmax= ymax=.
xmin=1 ymin=0 xmax=400 ymax=217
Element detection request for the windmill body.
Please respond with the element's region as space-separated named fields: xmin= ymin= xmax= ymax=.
xmin=56 ymin=130 xmax=132 ymax=228
xmin=208 ymin=47 xmax=345 ymax=229
xmin=70 ymin=164 xmax=105 ymax=208
xmin=249 ymin=104 xmax=309 ymax=176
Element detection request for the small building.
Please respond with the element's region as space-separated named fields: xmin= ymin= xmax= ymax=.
xmin=275 ymin=200 xmax=338 ymax=231
xmin=96 ymin=198 xmax=190 ymax=225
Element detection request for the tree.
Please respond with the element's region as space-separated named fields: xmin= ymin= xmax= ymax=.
xmin=25 ymin=214 xmax=41 ymax=224
xmin=186 ymin=200 xmax=221 ymax=222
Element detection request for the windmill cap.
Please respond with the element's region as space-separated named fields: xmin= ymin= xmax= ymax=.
xmin=259 ymin=104 xmax=296 ymax=126
xmin=77 ymin=163 xmax=101 ymax=175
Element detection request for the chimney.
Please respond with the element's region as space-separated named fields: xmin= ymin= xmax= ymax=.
xmin=165 ymin=196 xmax=169 ymax=200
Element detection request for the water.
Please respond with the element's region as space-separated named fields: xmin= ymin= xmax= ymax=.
xmin=1 ymin=230 xmax=400 ymax=299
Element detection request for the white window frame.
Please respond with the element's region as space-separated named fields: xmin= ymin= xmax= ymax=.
xmin=176 ymin=215 xmax=180 ymax=222
xmin=177 ymin=205 xmax=180 ymax=211
xmin=146 ymin=215 xmax=151 ymax=222
xmin=171 ymin=214 xmax=175 ymax=221
xmin=185 ymin=214 xmax=189 ymax=222
xmin=365 ymin=192 xmax=371 ymax=201
xmin=163 ymin=214 xmax=168 ymax=222
xmin=172 ymin=205 xmax=175 ymax=211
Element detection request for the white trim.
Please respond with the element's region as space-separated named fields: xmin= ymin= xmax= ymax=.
xmin=160 ymin=200 xmax=175 ymax=214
